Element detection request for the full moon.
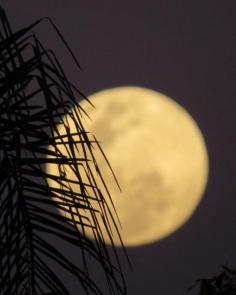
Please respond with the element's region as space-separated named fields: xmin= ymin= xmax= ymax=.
xmin=47 ymin=86 xmax=209 ymax=247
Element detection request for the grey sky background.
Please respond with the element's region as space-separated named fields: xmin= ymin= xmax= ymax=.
xmin=3 ymin=1 xmax=236 ymax=294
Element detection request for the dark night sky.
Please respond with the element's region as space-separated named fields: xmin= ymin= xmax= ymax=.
xmin=4 ymin=1 xmax=236 ymax=294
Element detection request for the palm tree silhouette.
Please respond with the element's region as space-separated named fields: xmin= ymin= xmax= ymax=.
xmin=0 ymin=6 xmax=127 ymax=295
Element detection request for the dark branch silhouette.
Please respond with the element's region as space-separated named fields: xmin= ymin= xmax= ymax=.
xmin=0 ymin=6 xmax=127 ymax=295
xmin=188 ymin=266 xmax=236 ymax=295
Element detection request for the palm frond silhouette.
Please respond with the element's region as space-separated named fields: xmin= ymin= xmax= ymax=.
xmin=0 ymin=6 xmax=127 ymax=295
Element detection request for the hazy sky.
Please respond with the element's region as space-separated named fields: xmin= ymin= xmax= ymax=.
xmin=4 ymin=1 xmax=236 ymax=294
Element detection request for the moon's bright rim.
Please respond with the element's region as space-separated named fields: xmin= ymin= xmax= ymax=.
xmin=47 ymin=87 xmax=209 ymax=247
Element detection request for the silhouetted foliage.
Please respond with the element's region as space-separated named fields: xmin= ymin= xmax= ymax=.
xmin=188 ymin=266 xmax=236 ymax=295
xmin=0 ymin=6 xmax=127 ymax=295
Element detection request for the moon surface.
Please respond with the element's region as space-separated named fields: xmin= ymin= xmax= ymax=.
xmin=47 ymin=86 xmax=209 ymax=247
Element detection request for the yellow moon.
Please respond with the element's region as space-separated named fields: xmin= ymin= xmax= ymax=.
xmin=47 ymin=86 xmax=209 ymax=247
